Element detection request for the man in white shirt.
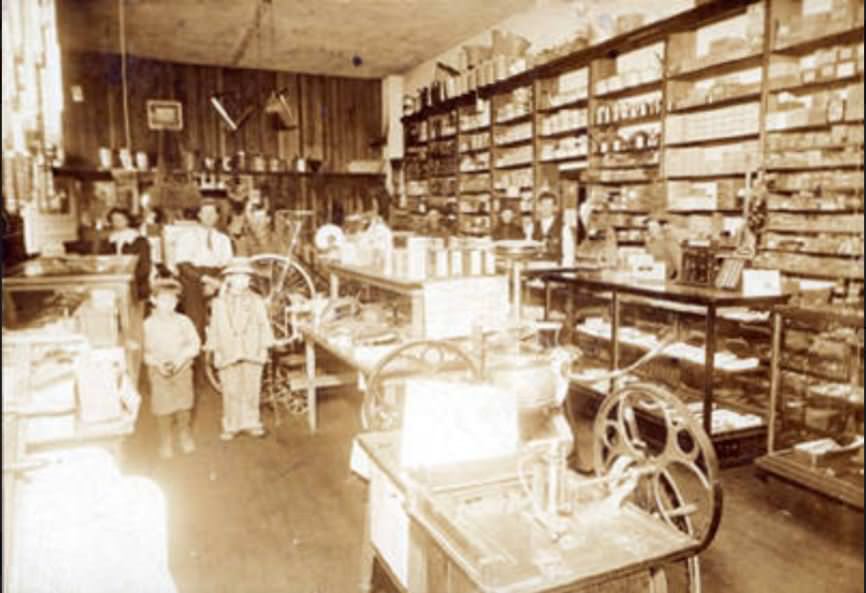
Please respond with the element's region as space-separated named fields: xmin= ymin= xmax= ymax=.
xmin=532 ymin=192 xmax=575 ymax=267
xmin=174 ymin=200 xmax=233 ymax=339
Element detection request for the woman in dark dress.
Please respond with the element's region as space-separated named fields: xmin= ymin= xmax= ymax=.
xmin=101 ymin=208 xmax=152 ymax=300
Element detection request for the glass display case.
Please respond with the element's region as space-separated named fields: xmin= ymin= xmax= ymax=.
xmin=756 ymin=306 xmax=865 ymax=509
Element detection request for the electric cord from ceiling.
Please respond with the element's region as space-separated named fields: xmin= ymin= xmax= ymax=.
xmin=118 ymin=0 xmax=131 ymax=151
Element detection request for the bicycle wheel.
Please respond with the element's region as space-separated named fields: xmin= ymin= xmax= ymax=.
xmin=249 ymin=254 xmax=316 ymax=342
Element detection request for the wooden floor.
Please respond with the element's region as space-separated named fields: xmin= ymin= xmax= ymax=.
xmin=123 ymin=382 xmax=864 ymax=593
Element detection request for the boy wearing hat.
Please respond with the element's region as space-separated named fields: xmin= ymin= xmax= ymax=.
xmin=206 ymin=257 xmax=275 ymax=440
xmin=143 ymin=278 xmax=201 ymax=458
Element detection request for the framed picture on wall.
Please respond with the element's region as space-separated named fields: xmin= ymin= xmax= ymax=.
xmin=146 ymin=100 xmax=184 ymax=131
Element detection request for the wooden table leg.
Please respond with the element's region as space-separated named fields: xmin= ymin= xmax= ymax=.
xmin=358 ymin=498 xmax=374 ymax=592
xmin=703 ymin=305 xmax=717 ymax=438
xmin=610 ymin=291 xmax=620 ymax=395
xmin=305 ymin=337 xmax=317 ymax=432
xmin=767 ymin=309 xmax=783 ymax=453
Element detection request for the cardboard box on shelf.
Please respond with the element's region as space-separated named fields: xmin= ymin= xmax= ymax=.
xmin=837 ymin=61 xmax=857 ymax=77
xmin=847 ymin=83 xmax=865 ymax=120
xmin=818 ymin=64 xmax=838 ymax=81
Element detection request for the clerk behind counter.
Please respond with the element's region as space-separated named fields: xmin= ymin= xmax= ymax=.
xmin=645 ymin=212 xmax=686 ymax=280
xmin=531 ymin=191 xmax=575 ymax=267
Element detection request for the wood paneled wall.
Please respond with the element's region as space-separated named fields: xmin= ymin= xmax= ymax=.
xmin=60 ymin=51 xmax=383 ymax=172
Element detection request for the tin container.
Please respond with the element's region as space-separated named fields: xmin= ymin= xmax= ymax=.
xmin=449 ymin=250 xmax=464 ymax=276
xmin=251 ymin=154 xmax=266 ymax=172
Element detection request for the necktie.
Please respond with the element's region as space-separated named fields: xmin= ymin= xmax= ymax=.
xmin=207 ymin=230 xmax=214 ymax=251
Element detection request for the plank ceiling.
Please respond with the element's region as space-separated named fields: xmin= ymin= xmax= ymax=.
xmin=57 ymin=0 xmax=537 ymax=78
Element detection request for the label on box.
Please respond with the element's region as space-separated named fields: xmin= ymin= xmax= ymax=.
xmin=819 ymin=64 xmax=838 ymax=81
xmin=837 ymin=61 xmax=856 ymax=78
xmin=449 ymin=250 xmax=463 ymax=276
xmin=742 ymin=269 xmax=782 ymax=296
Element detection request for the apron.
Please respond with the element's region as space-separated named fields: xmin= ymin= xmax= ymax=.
xmin=148 ymin=365 xmax=194 ymax=416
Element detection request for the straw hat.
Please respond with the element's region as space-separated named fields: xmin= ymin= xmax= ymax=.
xmin=151 ymin=278 xmax=183 ymax=295
xmin=221 ymin=257 xmax=256 ymax=277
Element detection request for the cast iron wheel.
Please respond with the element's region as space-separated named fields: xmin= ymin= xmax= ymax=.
xmin=593 ymin=382 xmax=723 ymax=593
xmin=361 ymin=340 xmax=482 ymax=432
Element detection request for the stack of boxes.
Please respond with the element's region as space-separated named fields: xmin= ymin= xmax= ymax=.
xmin=667 ymin=4 xmax=765 ymax=75
xmin=665 ymin=103 xmax=761 ymax=145
xmin=770 ymin=42 xmax=866 ymax=90
xmin=667 ymin=180 xmax=745 ymax=212
xmin=774 ymin=0 xmax=864 ymax=51
xmin=667 ymin=141 xmax=761 ymax=177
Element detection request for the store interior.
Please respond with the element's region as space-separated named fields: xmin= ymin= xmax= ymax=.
xmin=2 ymin=0 xmax=864 ymax=592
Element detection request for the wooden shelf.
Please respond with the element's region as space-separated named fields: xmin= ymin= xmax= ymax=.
xmin=494 ymin=112 xmax=533 ymax=126
xmin=668 ymin=52 xmax=764 ymax=81
xmin=539 ymin=155 xmax=589 ymax=165
xmin=593 ymin=114 xmax=662 ymax=128
xmin=493 ymin=137 xmax=534 ymax=148
xmin=493 ymin=161 xmax=534 ymax=170
xmin=536 ymin=96 xmax=589 ymax=113
xmin=597 ymin=162 xmax=660 ymax=170
xmin=765 ymin=162 xmax=864 ymax=171
xmin=666 ymin=172 xmax=751 ymax=179
xmin=458 ymin=169 xmax=490 ymax=176
xmin=763 ymin=248 xmax=862 ymax=259
xmin=664 ymin=131 xmax=760 ymax=147
xmin=594 ymin=147 xmax=661 ymax=156
xmin=459 ymin=124 xmax=491 ymax=134
xmin=773 ymin=25 xmax=866 ymax=56
xmin=767 ymin=121 xmax=836 ymax=133
xmin=667 ymin=208 xmax=743 ymax=214
xmin=769 ymin=73 xmax=864 ymax=95
xmin=594 ymin=79 xmax=664 ymax=100
xmin=537 ymin=126 xmax=588 ymax=139
xmin=767 ymin=207 xmax=861 ymax=214
xmin=458 ymin=146 xmax=490 ymax=155
xmin=764 ymin=226 xmax=865 ymax=235
xmin=668 ymin=91 xmax=762 ymax=114
xmin=585 ymin=178 xmax=656 ymax=185
xmin=769 ymin=186 xmax=865 ymax=194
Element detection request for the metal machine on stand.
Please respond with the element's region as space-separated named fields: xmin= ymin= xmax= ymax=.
xmin=494 ymin=239 xmax=544 ymax=324
xmin=359 ymin=335 xmax=722 ymax=593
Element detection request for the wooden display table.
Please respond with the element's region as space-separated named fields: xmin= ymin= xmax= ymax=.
xmin=299 ymin=264 xmax=508 ymax=432
xmin=357 ymin=432 xmax=694 ymax=593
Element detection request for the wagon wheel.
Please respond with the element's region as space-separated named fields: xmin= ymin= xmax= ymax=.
xmin=362 ymin=341 xmax=481 ymax=432
xmin=593 ymin=382 xmax=723 ymax=593
xmin=204 ymin=254 xmax=315 ymax=395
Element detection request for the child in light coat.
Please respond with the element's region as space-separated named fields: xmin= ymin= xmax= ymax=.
xmin=206 ymin=258 xmax=275 ymax=440
xmin=143 ymin=279 xmax=201 ymax=458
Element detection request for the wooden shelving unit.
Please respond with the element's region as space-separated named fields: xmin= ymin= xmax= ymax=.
xmin=398 ymin=0 xmax=864 ymax=290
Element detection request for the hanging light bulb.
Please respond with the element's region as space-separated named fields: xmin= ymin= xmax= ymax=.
xmin=265 ymin=89 xmax=297 ymax=130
